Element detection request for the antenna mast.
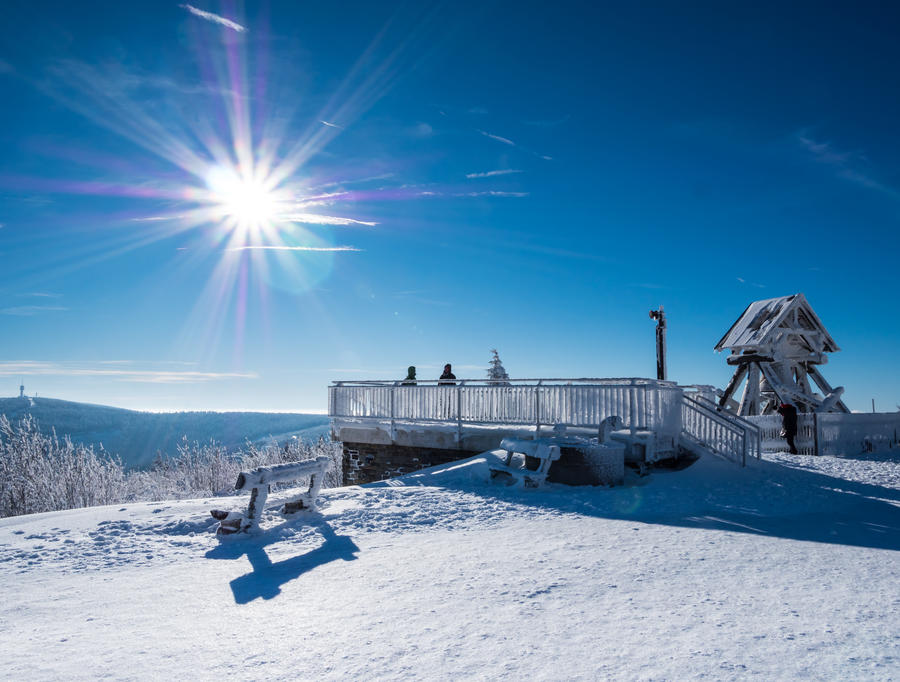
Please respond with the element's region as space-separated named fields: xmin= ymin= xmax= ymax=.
xmin=648 ymin=306 xmax=667 ymax=381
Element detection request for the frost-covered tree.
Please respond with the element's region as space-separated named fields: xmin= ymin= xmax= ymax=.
xmin=487 ymin=349 xmax=510 ymax=385
xmin=0 ymin=415 xmax=343 ymax=518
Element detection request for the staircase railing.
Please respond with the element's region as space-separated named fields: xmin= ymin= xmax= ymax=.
xmin=680 ymin=395 xmax=761 ymax=466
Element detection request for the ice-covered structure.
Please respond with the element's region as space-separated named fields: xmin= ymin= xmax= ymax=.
xmin=329 ymin=377 xmax=761 ymax=485
xmin=328 ymin=293 xmax=898 ymax=484
xmin=715 ymin=293 xmax=848 ymax=415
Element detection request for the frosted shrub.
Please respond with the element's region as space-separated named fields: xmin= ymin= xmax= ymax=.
xmin=487 ymin=349 xmax=510 ymax=385
xmin=0 ymin=416 xmax=126 ymax=518
xmin=0 ymin=417 xmax=343 ymax=518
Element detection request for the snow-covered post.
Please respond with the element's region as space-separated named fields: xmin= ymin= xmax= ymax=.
xmin=629 ymin=385 xmax=638 ymax=435
xmin=456 ymin=381 xmax=463 ymax=444
xmin=390 ymin=381 xmax=397 ymax=442
xmin=211 ymin=456 xmax=331 ymax=535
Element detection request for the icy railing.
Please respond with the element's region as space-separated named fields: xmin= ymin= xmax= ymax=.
xmin=680 ymin=395 xmax=760 ymax=467
xmin=746 ymin=412 xmax=900 ymax=456
xmin=329 ymin=378 xmax=683 ymax=438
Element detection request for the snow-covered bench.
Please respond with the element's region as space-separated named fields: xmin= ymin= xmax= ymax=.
xmin=211 ymin=456 xmax=331 ymax=535
xmin=492 ymin=437 xmax=563 ymax=488
xmin=492 ymin=421 xmax=626 ymax=487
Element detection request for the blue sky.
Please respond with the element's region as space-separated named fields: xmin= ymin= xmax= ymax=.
xmin=1 ymin=0 xmax=898 ymax=412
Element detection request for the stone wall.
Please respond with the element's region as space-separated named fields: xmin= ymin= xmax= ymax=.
xmin=341 ymin=442 xmax=481 ymax=485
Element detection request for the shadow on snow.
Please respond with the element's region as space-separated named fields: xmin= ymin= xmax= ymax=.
xmin=389 ymin=453 xmax=900 ymax=552
xmin=205 ymin=514 xmax=359 ymax=604
xmin=202 ymin=453 xmax=899 ymax=605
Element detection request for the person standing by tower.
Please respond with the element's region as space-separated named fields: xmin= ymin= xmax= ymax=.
xmin=777 ymin=402 xmax=799 ymax=454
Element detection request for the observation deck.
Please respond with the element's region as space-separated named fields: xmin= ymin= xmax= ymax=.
xmin=329 ymin=378 xmax=696 ymax=484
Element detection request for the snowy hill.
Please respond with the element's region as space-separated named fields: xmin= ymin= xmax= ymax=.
xmin=0 ymin=397 xmax=330 ymax=469
xmin=1 ymin=449 xmax=898 ymax=679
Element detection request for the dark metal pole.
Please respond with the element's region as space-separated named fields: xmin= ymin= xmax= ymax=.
xmin=649 ymin=306 xmax=667 ymax=381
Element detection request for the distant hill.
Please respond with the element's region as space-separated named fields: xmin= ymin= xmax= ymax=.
xmin=0 ymin=397 xmax=330 ymax=470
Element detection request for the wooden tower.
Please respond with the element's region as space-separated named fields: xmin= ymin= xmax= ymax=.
xmin=715 ymin=293 xmax=849 ymax=415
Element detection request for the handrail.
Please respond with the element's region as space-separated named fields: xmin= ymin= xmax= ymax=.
xmin=690 ymin=395 xmax=762 ymax=461
xmin=691 ymin=395 xmax=761 ymax=438
xmin=330 ymin=380 xmax=767 ymax=469
xmin=329 ymin=380 xmax=684 ymax=440
xmin=332 ymin=377 xmax=678 ymax=387
xmin=681 ymin=395 xmax=760 ymax=466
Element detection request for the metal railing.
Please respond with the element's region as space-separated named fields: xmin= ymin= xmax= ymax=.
xmin=680 ymin=395 xmax=760 ymax=466
xmin=329 ymin=378 xmax=683 ymax=439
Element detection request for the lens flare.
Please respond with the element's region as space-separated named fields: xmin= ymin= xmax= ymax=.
xmin=206 ymin=167 xmax=275 ymax=223
xmin=7 ymin=4 xmax=453 ymax=355
xmin=203 ymin=164 xmax=289 ymax=240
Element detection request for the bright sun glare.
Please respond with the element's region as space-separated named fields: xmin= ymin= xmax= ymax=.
xmin=205 ymin=165 xmax=280 ymax=229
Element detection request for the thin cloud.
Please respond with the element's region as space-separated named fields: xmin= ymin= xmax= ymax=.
xmin=478 ymin=130 xmax=515 ymax=146
xmin=310 ymin=173 xmax=395 ymax=191
xmin=180 ymin=4 xmax=246 ymax=33
xmin=477 ymin=129 xmax=552 ymax=161
xmin=294 ymin=191 xmax=350 ymax=207
xmin=116 ymin=71 xmax=243 ymax=98
xmin=458 ymin=191 xmax=528 ymax=198
xmin=226 ymin=245 xmax=361 ymax=252
xmin=797 ymin=130 xmax=898 ymax=198
xmin=0 ymin=306 xmax=67 ymax=316
xmin=797 ymin=133 xmax=851 ymax=166
xmin=0 ymin=361 xmax=255 ymax=383
xmin=465 ymin=169 xmax=522 ymax=179
xmin=282 ymin=213 xmax=377 ymax=226
xmin=131 ymin=214 xmax=187 ymax=222
xmin=411 ymin=122 xmax=433 ymax=138
xmin=414 ymin=190 xmax=528 ymax=198
xmin=327 ymin=368 xmax=403 ymax=375
xmin=18 ymin=292 xmax=61 ymax=298
xmin=736 ymin=277 xmax=766 ymax=289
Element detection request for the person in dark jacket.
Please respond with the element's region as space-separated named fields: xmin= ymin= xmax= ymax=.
xmin=777 ymin=402 xmax=799 ymax=454
xmin=401 ymin=366 xmax=417 ymax=386
xmin=438 ymin=363 xmax=456 ymax=385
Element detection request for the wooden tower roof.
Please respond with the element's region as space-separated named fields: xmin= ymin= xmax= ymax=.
xmin=715 ymin=293 xmax=840 ymax=353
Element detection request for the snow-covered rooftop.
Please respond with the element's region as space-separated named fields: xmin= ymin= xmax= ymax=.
xmin=715 ymin=293 xmax=840 ymax=353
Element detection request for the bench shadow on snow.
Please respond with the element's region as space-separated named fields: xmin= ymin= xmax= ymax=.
xmin=397 ymin=453 xmax=900 ymax=552
xmin=205 ymin=514 xmax=359 ymax=604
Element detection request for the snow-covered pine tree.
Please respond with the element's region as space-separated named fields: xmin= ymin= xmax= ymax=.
xmin=487 ymin=349 xmax=510 ymax=385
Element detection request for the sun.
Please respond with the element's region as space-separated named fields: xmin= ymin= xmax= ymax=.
xmin=205 ymin=165 xmax=282 ymax=230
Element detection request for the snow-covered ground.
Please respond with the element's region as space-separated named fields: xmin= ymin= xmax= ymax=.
xmin=1 ymin=449 xmax=898 ymax=680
